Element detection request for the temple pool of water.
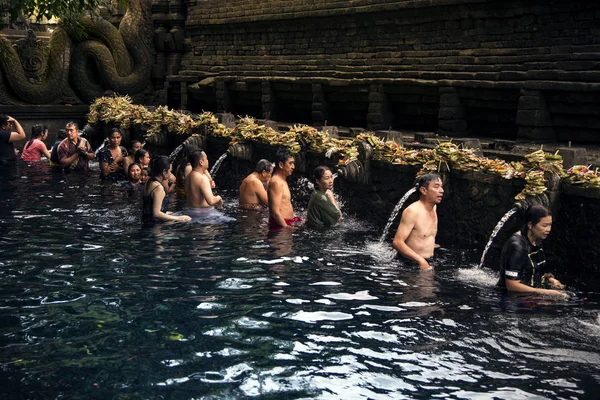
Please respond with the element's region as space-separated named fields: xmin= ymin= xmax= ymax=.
xmin=1 ymin=164 xmax=599 ymax=399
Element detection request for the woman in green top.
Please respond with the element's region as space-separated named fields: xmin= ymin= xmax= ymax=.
xmin=307 ymin=166 xmax=342 ymax=228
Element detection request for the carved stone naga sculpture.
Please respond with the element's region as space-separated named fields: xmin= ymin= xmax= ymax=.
xmin=0 ymin=0 xmax=154 ymax=105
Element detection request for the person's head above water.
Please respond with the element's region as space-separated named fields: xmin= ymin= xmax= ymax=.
xmin=415 ymin=173 xmax=444 ymax=204
xmin=313 ymin=166 xmax=335 ymax=192
xmin=149 ymin=156 xmax=171 ymax=181
xmin=135 ymin=149 xmax=150 ymax=166
xmin=26 ymin=124 xmax=48 ymax=150
xmin=65 ymin=121 xmax=79 ymax=142
xmin=189 ymin=150 xmax=207 ymax=169
xmin=255 ymin=159 xmax=273 ymax=174
xmin=521 ymin=205 xmax=552 ymax=244
xmin=254 ymin=159 xmax=273 ymax=183
xmin=273 ymin=148 xmax=295 ymax=175
xmin=0 ymin=114 xmax=10 ymax=130
xmin=128 ymin=162 xmax=142 ymax=183
xmin=129 ymin=140 xmax=142 ymax=154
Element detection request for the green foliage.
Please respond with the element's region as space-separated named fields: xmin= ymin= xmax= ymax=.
xmin=4 ymin=0 xmax=127 ymax=22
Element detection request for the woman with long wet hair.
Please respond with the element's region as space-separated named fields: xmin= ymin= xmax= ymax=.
xmin=141 ymin=156 xmax=190 ymax=224
xmin=498 ymin=205 xmax=565 ymax=297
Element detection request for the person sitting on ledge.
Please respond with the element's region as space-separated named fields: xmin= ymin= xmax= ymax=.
xmin=21 ymin=124 xmax=51 ymax=162
xmin=239 ymin=159 xmax=273 ymax=211
xmin=97 ymin=128 xmax=128 ymax=180
xmin=142 ymin=156 xmax=190 ymax=224
xmin=268 ymin=148 xmax=301 ymax=230
xmin=0 ymin=115 xmax=26 ymax=164
xmin=57 ymin=121 xmax=94 ymax=172
xmin=184 ymin=150 xmax=223 ymax=209
xmin=497 ymin=205 xmax=566 ymax=297
xmin=393 ymin=173 xmax=444 ymax=270
xmin=306 ymin=166 xmax=342 ymax=228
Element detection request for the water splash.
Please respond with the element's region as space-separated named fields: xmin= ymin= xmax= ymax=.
xmin=210 ymin=153 xmax=228 ymax=176
xmin=379 ymin=187 xmax=417 ymax=243
xmin=94 ymin=138 xmax=109 ymax=156
xmin=168 ymin=144 xmax=184 ymax=162
xmin=478 ymin=207 xmax=518 ymax=268
xmin=141 ymin=141 xmax=146 ymax=148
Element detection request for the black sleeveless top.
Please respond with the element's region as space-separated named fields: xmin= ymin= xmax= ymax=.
xmin=142 ymin=181 xmax=169 ymax=224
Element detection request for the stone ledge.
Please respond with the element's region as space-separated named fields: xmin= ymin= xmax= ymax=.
xmin=561 ymin=182 xmax=600 ymax=199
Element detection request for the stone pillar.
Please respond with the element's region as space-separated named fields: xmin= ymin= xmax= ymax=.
xmin=516 ymin=89 xmax=555 ymax=142
xmin=216 ymin=80 xmax=231 ymax=113
xmin=180 ymin=81 xmax=188 ymax=109
xmin=169 ymin=0 xmax=184 ymax=14
xmin=367 ymin=84 xmax=392 ymax=131
xmin=438 ymin=87 xmax=469 ymax=137
xmin=262 ymin=81 xmax=275 ymax=120
xmin=311 ymin=84 xmax=328 ymax=126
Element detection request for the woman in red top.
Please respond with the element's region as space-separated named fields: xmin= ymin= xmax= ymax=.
xmin=21 ymin=125 xmax=51 ymax=161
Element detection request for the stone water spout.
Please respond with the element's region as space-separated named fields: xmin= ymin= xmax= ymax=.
xmin=227 ymin=142 xmax=253 ymax=161
xmin=514 ymin=193 xmax=551 ymax=212
xmin=182 ymin=135 xmax=205 ymax=152
xmin=336 ymin=160 xmax=366 ymax=183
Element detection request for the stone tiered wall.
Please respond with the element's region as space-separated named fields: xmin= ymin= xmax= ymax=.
xmin=183 ymin=0 xmax=600 ymax=143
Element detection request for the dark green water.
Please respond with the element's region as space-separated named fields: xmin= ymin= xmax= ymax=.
xmin=1 ymin=163 xmax=599 ymax=399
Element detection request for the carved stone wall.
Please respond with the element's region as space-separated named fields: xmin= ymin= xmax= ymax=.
xmin=183 ymin=0 xmax=600 ymax=144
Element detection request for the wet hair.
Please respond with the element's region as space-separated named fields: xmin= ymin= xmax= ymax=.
xmin=25 ymin=124 xmax=48 ymax=150
xmin=135 ymin=149 xmax=149 ymax=164
xmin=274 ymin=148 xmax=293 ymax=170
xmin=110 ymin=128 xmax=122 ymax=138
xmin=65 ymin=121 xmax=79 ymax=130
xmin=416 ymin=173 xmax=442 ymax=190
xmin=0 ymin=114 xmax=8 ymax=128
xmin=189 ymin=150 xmax=206 ymax=168
xmin=129 ymin=140 xmax=141 ymax=152
xmin=520 ymin=205 xmax=552 ymax=238
xmin=128 ymin=162 xmax=141 ymax=176
xmin=313 ymin=165 xmax=331 ymax=183
xmin=149 ymin=156 xmax=170 ymax=180
xmin=255 ymin=159 xmax=273 ymax=173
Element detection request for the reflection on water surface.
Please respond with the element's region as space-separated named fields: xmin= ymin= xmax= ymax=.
xmin=1 ymin=164 xmax=599 ymax=399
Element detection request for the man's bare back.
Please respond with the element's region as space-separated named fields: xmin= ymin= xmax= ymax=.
xmin=184 ymin=151 xmax=223 ymax=209
xmin=185 ymin=170 xmax=212 ymax=208
xmin=240 ymin=173 xmax=268 ymax=209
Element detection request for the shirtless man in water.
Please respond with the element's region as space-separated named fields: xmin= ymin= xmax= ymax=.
xmin=184 ymin=150 xmax=223 ymax=208
xmin=268 ymin=149 xmax=299 ymax=229
xmin=393 ymin=173 xmax=444 ymax=270
xmin=240 ymin=159 xmax=273 ymax=210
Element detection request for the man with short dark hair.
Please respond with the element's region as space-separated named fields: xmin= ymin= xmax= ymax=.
xmin=57 ymin=122 xmax=94 ymax=172
xmin=393 ymin=173 xmax=444 ymax=270
xmin=240 ymin=159 xmax=273 ymax=210
xmin=184 ymin=150 xmax=223 ymax=208
xmin=0 ymin=114 xmax=26 ymax=164
xmin=268 ymin=148 xmax=300 ymax=229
